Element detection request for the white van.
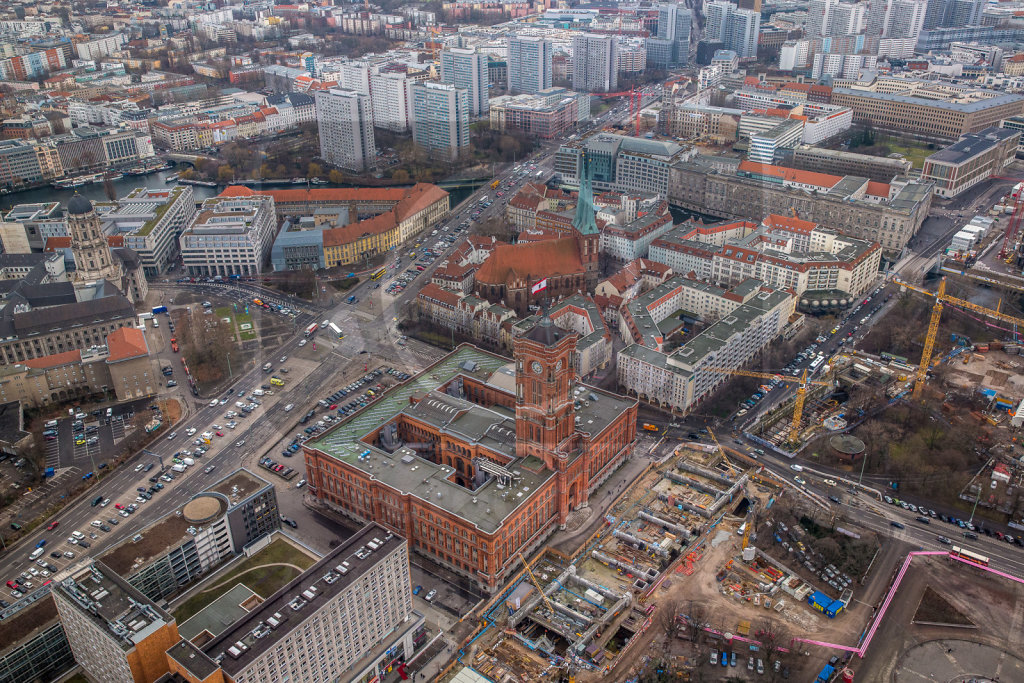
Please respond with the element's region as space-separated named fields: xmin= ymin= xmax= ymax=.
xmin=44 ymin=419 xmax=57 ymax=428
xmin=284 ymin=403 xmax=294 ymax=412
xmin=320 ymin=320 xmax=329 ymax=329
xmin=29 ymin=547 xmax=44 ymax=561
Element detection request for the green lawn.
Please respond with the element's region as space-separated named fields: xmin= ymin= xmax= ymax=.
xmin=214 ymin=306 xmax=257 ymax=341
xmin=171 ymin=539 xmax=316 ymax=622
xmin=867 ymin=135 xmax=936 ymax=169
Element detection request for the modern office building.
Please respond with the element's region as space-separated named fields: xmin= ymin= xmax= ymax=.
xmin=315 ymin=88 xmax=376 ymax=173
xmin=705 ymin=1 xmax=761 ymax=59
xmin=179 ymin=194 xmax=277 ymax=276
xmin=572 ymin=34 xmax=618 ymax=93
xmin=166 ymin=524 xmax=425 ymax=683
xmin=922 ymin=126 xmax=1020 ymax=198
xmin=829 ymin=87 xmax=1024 ymax=140
xmin=302 ymin=337 xmax=637 ymax=593
xmin=101 ymin=186 xmax=197 ymax=277
xmin=555 ymin=132 xmax=694 ymax=197
xmin=489 ymin=87 xmax=590 ymax=139
xmin=0 ymin=595 xmax=76 ymax=683
xmin=411 ymin=82 xmax=470 ymax=161
xmin=507 ymin=36 xmax=552 ymax=95
xmin=51 ymin=560 xmax=181 ymax=683
xmin=440 ymin=47 xmax=489 ymax=117
xmin=99 ymin=469 xmax=281 ymax=602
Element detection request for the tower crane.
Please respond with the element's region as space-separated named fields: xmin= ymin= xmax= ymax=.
xmin=703 ymin=367 xmax=833 ymax=445
xmin=893 ymin=276 xmax=1024 ymax=399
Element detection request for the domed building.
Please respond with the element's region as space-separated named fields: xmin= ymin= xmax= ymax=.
xmin=66 ymin=193 xmax=148 ymax=304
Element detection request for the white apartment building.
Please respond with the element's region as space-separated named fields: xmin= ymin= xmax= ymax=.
xmin=370 ymin=71 xmax=414 ymax=132
xmin=440 ymin=47 xmax=489 ymax=117
xmin=572 ymin=34 xmax=619 ymax=93
xmin=315 ymin=88 xmax=376 ymax=172
xmin=75 ymin=33 xmax=127 ymax=60
xmin=102 ymin=185 xmax=197 ymax=276
xmin=179 ymin=195 xmax=277 ymax=276
xmin=617 ymin=277 xmax=794 ymax=413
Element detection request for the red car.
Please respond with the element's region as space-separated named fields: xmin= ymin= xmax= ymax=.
xmin=114 ymin=503 xmax=125 ymax=510
xmin=329 ymin=404 xmax=337 ymax=410
xmin=6 ymin=580 xmax=16 ymax=589
xmin=215 ymin=431 xmax=224 ymax=437
xmin=46 ymin=521 xmax=59 ymax=530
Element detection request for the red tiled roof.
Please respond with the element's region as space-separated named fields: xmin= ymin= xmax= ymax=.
xmin=44 ymin=236 xmax=70 ymax=250
xmin=474 ymin=237 xmax=583 ymax=285
xmin=418 ymin=282 xmax=462 ymax=307
xmin=763 ymin=213 xmax=817 ymax=233
xmin=865 ymin=181 xmax=891 ymax=197
xmin=23 ymin=349 xmax=81 ymax=369
xmin=738 ymin=160 xmax=786 ymax=178
xmin=782 ymin=82 xmax=811 ymax=92
xmin=784 ymin=167 xmax=841 ymax=188
xmin=106 ymin=327 xmax=149 ymax=362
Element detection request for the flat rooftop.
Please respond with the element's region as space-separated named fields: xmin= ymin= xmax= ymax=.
xmin=0 ymin=592 xmax=61 ymax=654
xmin=53 ymin=560 xmax=173 ymax=652
xmin=207 ymin=468 xmax=271 ymax=501
xmin=178 ymin=583 xmax=259 ymax=642
xmin=99 ymin=513 xmax=193 ymax=576
xmin=304 ymin=345 xmax=635 ymax=534
xmin=99 ymin=468 xmax=270 ymax=576
xmin=202 ymin=524 xmax=403 ymax=676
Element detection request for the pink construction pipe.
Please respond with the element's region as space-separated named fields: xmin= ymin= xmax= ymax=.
xmin=792 ymin=550 xmax=964 ymax=657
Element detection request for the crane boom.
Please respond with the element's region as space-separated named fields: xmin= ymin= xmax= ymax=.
xmin=518 ymin=553 xmax=556 ymax=615
xmin=894 ymin=277 xmax=1024 ymax=399
xmin=702 ymin=367 xmax=832 ymax=444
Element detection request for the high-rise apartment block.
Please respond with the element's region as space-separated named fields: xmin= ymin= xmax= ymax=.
xmin=572 ymin=34 xmax=619 ymax=93
xmin=647 ymin=4 xmax=692 ymax=69
xmin=315 ymin=88 xmax=376 ymax=173
xmin=705 ymin=1 xmax=761 ymax=59
xmin=369 ymin=70 xmax=414 ymax=132
xmin=440 ymin=47 xmax=489 ymax=117
xmin=411 ymin=82 xmax=470 ymax=160
xmin=507 ymin=36 xmax=552 ymax=94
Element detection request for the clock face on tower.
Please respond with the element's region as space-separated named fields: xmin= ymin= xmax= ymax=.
xmin=531 ymin=361 xmax=542 ymax=374
xmin=555 ymin=360 xmax=563 ymax=371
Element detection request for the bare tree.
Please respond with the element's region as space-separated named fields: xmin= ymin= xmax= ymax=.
xmin=658 ymin=598 xmax=682 ymax=640
xmin=755 ymin=617 xmax=789 ymax=682
xmin=687 ymin=600 xmax=709 ymax=642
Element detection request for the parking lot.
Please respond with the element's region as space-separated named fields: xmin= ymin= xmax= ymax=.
xmin=383 ymin=226 xmax=467 ymax=299
xmin=45 ymin=398 xmax=159 ymax=471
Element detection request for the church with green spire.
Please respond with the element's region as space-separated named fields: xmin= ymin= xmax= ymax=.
xmin=572 ymin=151 xmax=601 ymax=288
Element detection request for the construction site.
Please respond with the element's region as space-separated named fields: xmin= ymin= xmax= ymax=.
xmin=457 ymin=438 xmax=788 ymax=681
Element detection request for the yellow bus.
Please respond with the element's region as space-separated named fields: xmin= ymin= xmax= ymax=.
xmin=269 ymin=377 xmax=284 ymax=386
xmin=371 ymin=267 xmax=386 ymax=280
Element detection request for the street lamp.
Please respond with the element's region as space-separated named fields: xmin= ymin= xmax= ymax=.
xmin=142 ymin=448 xmax=164 ymax=471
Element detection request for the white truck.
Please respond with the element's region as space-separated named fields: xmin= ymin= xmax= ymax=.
xmin=171 ymin=463 xmax=187 ymax=472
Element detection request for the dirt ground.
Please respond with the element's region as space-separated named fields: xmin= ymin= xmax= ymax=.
xmin=856 ymin=554 xmax=1024 ymax=680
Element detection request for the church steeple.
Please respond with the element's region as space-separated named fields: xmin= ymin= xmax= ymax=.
xmin=572 ymin=151 xmax=599 ymax=236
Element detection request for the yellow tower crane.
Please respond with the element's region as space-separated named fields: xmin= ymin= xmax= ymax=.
xmin=518 ymin=553 xmax=556 ymax=615
xmin=893 ymin=277 xmax=1024 ymax=399
xmin=704 ymin=367 xmax=833 ymax=445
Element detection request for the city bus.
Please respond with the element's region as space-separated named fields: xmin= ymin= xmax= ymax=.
xmin=950 ymin=546 xmax=990 ymax=567
xmin=304 ymin=323 xmax=318 ymax=337
xmin=371 ymin=267 xmax=386 ymax=281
